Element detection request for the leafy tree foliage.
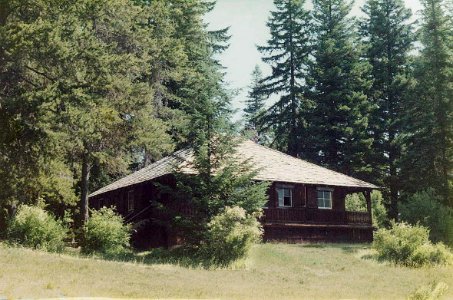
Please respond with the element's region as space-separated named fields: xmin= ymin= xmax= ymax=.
xmin=400 ymin=189 xmax=453 ymax=246
xmin=307 ymin=0 xmax=372 ymax=178
xmin=257 ymin=0 xmax=312 ymax=155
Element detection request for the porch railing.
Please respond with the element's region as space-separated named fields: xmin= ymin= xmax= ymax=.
xmin=263 ymin=208 xmax=371 ymax=225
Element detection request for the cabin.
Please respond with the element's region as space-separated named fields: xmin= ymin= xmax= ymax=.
xmin=89 ymin=140 xmax=378 ymax=248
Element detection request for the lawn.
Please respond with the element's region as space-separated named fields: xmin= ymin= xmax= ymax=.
xmin=0 ymin=242 xmax=452 ymax=299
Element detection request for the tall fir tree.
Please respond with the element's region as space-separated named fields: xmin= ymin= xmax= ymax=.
xmin=400 ymin=0 xmax=452 ymax=206
xmin=361 ymin=0 xmax=414 ymax=218
xmin=147 ymin=1 xmax=270 ymax=253
xmin=243 ymin=65 xmax=267 ymax=141
xmin=0 ymin=0 xmax=173 ymax=224
xmin=307 ymin=0 xmax=373 ymax=178
xmin=257 ymin=0 xmax=312 ymax=156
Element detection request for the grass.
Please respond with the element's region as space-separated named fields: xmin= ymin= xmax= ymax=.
xmin=0 ymin=242 xmax=452 ymax=299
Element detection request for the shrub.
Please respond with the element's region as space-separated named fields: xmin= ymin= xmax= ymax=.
xmin=400 ymin=189 xmax=453 ymax=246
xmin=408 ymin=281 xmax=449 ymax=300
xmin=81 ymin=207 xmax=132 ymax=257
xmin=7 ymin=205 xmax=67 ymax=252
xmin=373 ymin=222 xmax=452 ymax=267
xmin=371 ymin=191 xmax=388 ymax=228
xmin=200 ymin=206 xmax=262 ymax=267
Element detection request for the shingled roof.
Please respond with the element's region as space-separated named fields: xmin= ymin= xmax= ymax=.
xmin=90 ymin=140 xmax=378 ymax=197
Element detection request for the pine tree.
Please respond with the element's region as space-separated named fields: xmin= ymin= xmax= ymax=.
xmin=307 ymin=0 xmax=373 ymax=178
xmin=361 ymin=0 xmax=414 ymax=218
xmin=257 ymin=0 xmax=312 ymax=156
xmin=243 ymin=65 xmax=267 ymax=139
xmin=0 ymin=0 xmax=79 ymax=215
xmin=400 ymin=0 xmax=452 ymax=206
xmin=0 ymin=0 xmax=173 ymax=224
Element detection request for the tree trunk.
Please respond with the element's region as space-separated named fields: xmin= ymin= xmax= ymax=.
xmin=0 ymin=0 xmax=9 ymax=26
xmin=80 ymin=154 xmax=91 ymax=224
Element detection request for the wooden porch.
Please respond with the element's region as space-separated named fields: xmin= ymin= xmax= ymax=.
xmin=263 ymin=207 xmax=371 ymax=226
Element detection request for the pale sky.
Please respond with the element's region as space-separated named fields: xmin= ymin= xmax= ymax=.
xmin=205 ymin=0 xmax=423 ymax=121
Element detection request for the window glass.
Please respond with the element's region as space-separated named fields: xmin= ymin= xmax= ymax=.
xmin=317 ymin=189 xmax=332 ymax=209
xmin=127 ymin=190 xmax=134 ymax=212
xmin=277 ymin=187 xmax=292 ymax=207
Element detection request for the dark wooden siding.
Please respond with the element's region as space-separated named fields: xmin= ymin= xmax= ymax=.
xmin=306 ymin=186 xmax=318 ymax=208
xmin=90 ymin=178 xmax=373 ymax=248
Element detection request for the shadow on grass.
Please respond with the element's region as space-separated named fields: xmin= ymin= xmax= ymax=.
xmin=360 ymin=253 xmax=377 ymax=260
xmin=79 ymin=246 xmax=225 ymax=270
xmin=301 ymin=243 xmax=327 ymax=249
xmin=135 ymin=247 xmax=213 ymax=269
xmin=341 ymin=246 xmax=360 ymax=254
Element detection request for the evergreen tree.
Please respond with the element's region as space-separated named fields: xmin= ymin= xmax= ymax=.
xmin=0 ymin=0 xmax=172 ymax=224
xmin=143 ymin=1 xmax=270 ymax=255
xmin=257 ymin=0 xmax=312 ymax=156
xmin=0 ymin=0 xmax=79 ymax=217
xmin=307 ymin=0 xmax=373 ymax=178
xmin=400 ymin=0 xmax=452 ymax=206
xmin=360 ymin=0 xmax=414 ymax=218
xmin=243 ymin=65 xmax=267 ymax=140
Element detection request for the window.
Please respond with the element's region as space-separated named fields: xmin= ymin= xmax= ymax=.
xmin=317 ymin=188 xmax=333 ymax=209
xmin=127 ymin=190 xmax=134 ymax=212
xmin=98 ymin=198 xmax=104 ymax=209
xmin=277 ymin=187 xmax=292 ymax=207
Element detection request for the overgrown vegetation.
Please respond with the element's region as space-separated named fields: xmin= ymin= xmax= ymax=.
xmin=7 ymin=205 xmax=66 ymax=252
xmin=408 ymin=281 xmax=449 ymax=300
xmin=373 ymin=222 xmax=453 ymax=267
xmin=81 ymin=208 xmax=131 ymax=257
xmin=199 ymin=206 xmax=263 ymax=267
xmin=400 ymin=189 xmax=453 ymax=246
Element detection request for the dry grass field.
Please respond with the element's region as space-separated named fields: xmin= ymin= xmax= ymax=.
xmin=0 ymin=242 xmax=452 ymax=299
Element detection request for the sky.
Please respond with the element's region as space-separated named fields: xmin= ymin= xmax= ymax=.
xmin=204 ymin=0 xmax=423 ymax=121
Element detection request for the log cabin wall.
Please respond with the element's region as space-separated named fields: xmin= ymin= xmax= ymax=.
xmin=92 ymin=180 xmax=351 ymax=215
xmin=90 ymin=174 xmax=180 ymax=222
xmin=90 ymin=178 xmax=369 ymax=248
xmin=306 ymin=186 xmax=318 ymax=208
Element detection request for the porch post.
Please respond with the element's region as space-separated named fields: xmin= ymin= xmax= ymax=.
xmin=364 ymin=190 xmax=372 ymax=224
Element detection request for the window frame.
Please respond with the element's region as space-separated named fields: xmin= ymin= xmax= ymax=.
xmin=127 ymin=190 xmax=134 ymax=212
xmin=276 ymin=185 xmax=293 ymax=208
xmin=317 ymin=187 xmax=333 ymax=210
xmin=98 ymin=198 xmax=105 ymax=209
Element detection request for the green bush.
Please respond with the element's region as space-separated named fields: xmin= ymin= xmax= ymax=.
xmin=373 ymin=222 xmax=452 ymax=267
xmin=200 ymin=206 xmax=262 ymax=267
xmin=371 ymin=191 xmax=388 ymax=228
xmin=400 ymin=189 xmax=453 ymax=246
xmin=408 ymin=281 xmax=449 ymax=300
xmin=7 ymin=205 xmax=67 ymax=252
xmin=81 ymin=207 xmax=132 ymax=257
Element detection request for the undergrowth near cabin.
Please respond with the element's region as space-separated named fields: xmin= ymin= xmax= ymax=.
xmin=373 ymin=222 xmax=453 ymax=267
